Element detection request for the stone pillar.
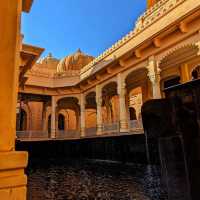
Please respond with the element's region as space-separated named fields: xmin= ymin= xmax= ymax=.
xmin=51 ymin=96 xmax=57 ymax=138
xmin=96 ymin=85 xmax=103 ymax=135
xmin=0 ymin=0 xmax=28 ymax=199
xmin=117 ymin=73 xmax=129 ymax=132
xmin=80 ymin=93 xmax=85 ymax=137
xmin=147 ymin=56 xmax=161 ymax=99
xmin=180 ymin=63 xmax=190 ymax=83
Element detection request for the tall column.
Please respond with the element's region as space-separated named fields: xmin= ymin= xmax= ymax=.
xmin=51 ymin=96 xmax=57 ymax=138
xmin=96 ymin=85 xmax=103 ymax=135
xmin=146 ymin=56 xmax=161 ymax=99
xmin=0 ymin=0 xmax=28 ymax=199
xmin=80 ymin=93 xmax=85 ymax=137
xmin=180 ymin=63 xmax=190 ymax=83
xmin=117 ymin=73 xmax=129 ymax=132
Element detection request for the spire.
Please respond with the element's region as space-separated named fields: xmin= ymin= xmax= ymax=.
xmin=47 ymin=52 xmax=53 ymax=58
xmin=76 ymin=48 xmax=82 ymax=53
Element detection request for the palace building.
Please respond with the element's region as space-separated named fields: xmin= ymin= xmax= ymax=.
xmin=17 ymin=0 xmax=200 ymax=141
xmin=0 ymin=0 xmax=200 ymax=198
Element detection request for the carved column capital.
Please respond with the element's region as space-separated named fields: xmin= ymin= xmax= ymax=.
xmin=146 ymin=56 xmax=161 ymax=99
xmin=146 ymin=57 xmax=161 ymax=85
xmin=196 ymin=41 xmax=200 ymax=56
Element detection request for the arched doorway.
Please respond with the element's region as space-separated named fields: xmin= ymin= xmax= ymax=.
xmin=129 ymin=107 xmax=137 ymax=120
xmin=58 ymin=114 xmax=65 ymax=130
xmin=57 ymin=97 xmax=80 ymax=131
xmin=85 ymin=91 xmax=97 ymax=135
xmin=102 ymin=82 xmax=118 ymax=124
xmin=191 ymin=65 xmax=200 ymax=80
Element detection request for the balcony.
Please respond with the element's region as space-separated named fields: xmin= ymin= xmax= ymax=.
xmin=16 ymin=120 xmax=144 ymax=141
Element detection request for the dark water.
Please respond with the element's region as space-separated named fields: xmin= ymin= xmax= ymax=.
xmin=27 ymin=159 xmax=167 ymax=200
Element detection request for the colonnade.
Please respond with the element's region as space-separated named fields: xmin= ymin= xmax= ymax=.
xmin=18 ymin=50 xmax=200 ymax=139
xmin=47 ymin=56 xmax=162 ymax=138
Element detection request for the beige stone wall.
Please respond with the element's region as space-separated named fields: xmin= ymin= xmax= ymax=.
xmin=28 ymin=102 xmax=43 ymax=130
xmin=85 ymin=109 xmax=97 ymax=128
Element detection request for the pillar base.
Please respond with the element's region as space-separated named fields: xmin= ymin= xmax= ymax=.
xmin=80 ymin=128 xmax=85 ymax=137
xmin=96 ymin=125 xmax=103 ymax=135
xmin=120 ymin=121 xmax=129 ymax=133
xmin=50 ymin=130 xmax=56 ymax=139
xmin=0 ymin=151 xmax=28 ymax=200
xmin=120 ymin=128 xmax=129 ymax=133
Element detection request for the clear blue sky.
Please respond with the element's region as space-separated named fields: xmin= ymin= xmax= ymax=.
xmin=22 ymin=0 xmax=146 ymax=59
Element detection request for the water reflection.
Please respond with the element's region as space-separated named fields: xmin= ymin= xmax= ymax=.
xmin=27 ymin=159 xmax=167 ymax=200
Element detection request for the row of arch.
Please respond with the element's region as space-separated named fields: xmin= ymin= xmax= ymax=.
xmin=17 ymin=44 xmax=200 ymax=134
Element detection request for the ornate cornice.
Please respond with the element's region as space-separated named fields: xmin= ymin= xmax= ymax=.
xmin=81 ymin=0 xmax=186 ymax=76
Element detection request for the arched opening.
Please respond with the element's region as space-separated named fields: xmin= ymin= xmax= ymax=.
xmin=48 ymin=115 xmax=51 ymax=134
xmin=128 ymin=87 xmax=143 ymax=120
xmin=57 ymin=97 xmax=80 ymax=131
xmin=58 ymin=114 xmax=65 ymax=130
xmin=129 ymin=107 xmax=137 ymax=120
xmin=65 ymin=109 xmax=77 ymax=130
xmin=85 ymin=92 xmax=97 ymax=135
xmin=191 ymin=65 xmax=200 ymax=80
xmin=159 ymin=45 xmax=199 ymax=86
xmin=102 ymin=82 xmax=118 ymax=124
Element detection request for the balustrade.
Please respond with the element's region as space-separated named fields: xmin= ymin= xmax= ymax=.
xmin=16 ymin=120 xmax=144 ymax=140
xmin=85 ymin=127 xmax=97 ymax=137
xmin=56 ymin=130 xmax=80 ymax=139
xmin=129 ymin=120 xmax=144 ymax=133
xmin=16 ymin=131 xmax=49 ymax=139
xmin=102 ymin=122 xmax=120 ymax=133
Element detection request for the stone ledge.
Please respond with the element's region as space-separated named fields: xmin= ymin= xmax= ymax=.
xmin=0 ymin=186 xmax=26 ymax=200
xmin=0 ymin=175 xmax=27 ymax=189
xmin=0 ymin=151 xmax=28 ymax=171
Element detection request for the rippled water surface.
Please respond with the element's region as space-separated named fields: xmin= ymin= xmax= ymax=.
xmin=27 ymin=159 xmax=167 ymax=200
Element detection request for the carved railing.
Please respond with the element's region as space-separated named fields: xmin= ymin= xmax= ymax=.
xmin=135 ymin=0 xmax=185 ymax=33
xmin=102 ymin=122 xmax=120 ymax=133
xmin=56 ymin=130 xmax=80 ymax=139
xmin=85 ymin=127 xmax=97 ymax=137
xmin=129 ymin=120 xmax=144 ymax=133
xmin=16 ymin=131 xmax=49 ymax=139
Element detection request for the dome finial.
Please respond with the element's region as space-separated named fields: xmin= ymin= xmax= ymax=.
xmin=77 ymin=48 xmax=82 ymax=53
xmin=47 ymin=52 xmax=52 ymax=58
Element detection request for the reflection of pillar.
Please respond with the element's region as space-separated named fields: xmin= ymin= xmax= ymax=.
xmin=51 ymin=96 xmax=57 ymax=138
xmin=0 ymin=1 xmax=28 ymax=199
xmin=117 ymin=73 xmax=129 ymax=132
xmin=147 ymin=56 xmax=161 ymax=99
xmin=80 ymin=93 xmax=85 ymax=137
xmin=96 ymin=85 xmax=103 ymax=135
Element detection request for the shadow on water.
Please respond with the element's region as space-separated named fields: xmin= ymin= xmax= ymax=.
xmin=27 ymin=158 xmax=167 ymax=200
